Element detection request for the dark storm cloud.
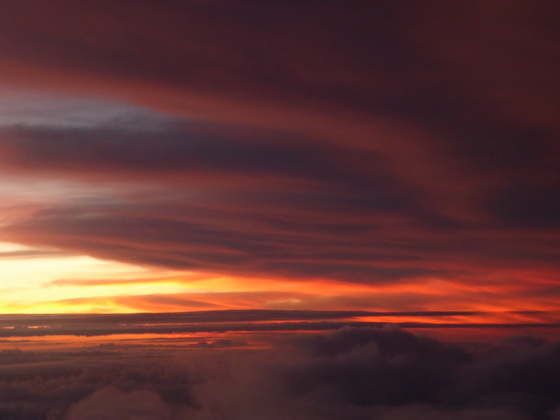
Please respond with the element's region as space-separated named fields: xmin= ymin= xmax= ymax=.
xmin=2 ymin=328 xmax=560 ymax=419
xmin=1 ymin=1 xmax=559 ymax=285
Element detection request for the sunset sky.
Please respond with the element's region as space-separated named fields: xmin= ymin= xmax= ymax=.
xmin=1 ymin=0 xmax=559 ymax=322
xmin=0 ymin=2 xmax=560 ymax=418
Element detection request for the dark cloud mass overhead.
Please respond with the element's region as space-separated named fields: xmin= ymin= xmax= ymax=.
xmin=0 ymin=1 xmax=558 ymax=288
xmin=1 ymin=1 xmax=559 ymax=285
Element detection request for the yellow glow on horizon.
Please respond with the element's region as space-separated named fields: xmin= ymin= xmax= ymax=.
xmin=2 ymin=241 xmax=557 ymax=317
xmin=0 ymin=242 xmax=192 ymax=313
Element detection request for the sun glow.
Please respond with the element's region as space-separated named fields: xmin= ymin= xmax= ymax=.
xmin=0 ymin=242 xmax=191 ymax=312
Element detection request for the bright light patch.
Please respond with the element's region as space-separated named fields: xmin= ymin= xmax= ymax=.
xmin=0 ymin=242 xmax=188 ymax=313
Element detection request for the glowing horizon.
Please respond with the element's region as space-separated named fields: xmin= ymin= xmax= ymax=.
xmin=0 ymin=1 xmax=558 ymax=333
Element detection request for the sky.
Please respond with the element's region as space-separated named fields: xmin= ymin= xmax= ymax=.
xmin=0 ymin=1 xmax=560 ymax=419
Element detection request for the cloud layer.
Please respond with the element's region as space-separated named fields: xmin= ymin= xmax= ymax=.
xmin=0 ymin=2 xmax=559 ymax=313
xmin=1 ymin=327 xmax=560 ymax=419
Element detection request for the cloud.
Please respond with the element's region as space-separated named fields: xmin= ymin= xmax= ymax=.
xmin=1 ymin=0 xmax=558 ymax=202
xmin=0 ymin=349 xmax=194 ymax=420
xmin=186 ymin=327 xmax=560 ymax=420
xmin=0 ymin=2 xmax=559 ymax=316
xmin=1 ymin=101 xmax=558 ymax=292
xmin=1 ymin=327 xmax=560 ymax=419
xmin=65 ymin=387 xmax=173 ymax=420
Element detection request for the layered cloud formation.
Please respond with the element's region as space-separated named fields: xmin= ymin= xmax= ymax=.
xmin=0 ymin=2 xmax=559 ymax=314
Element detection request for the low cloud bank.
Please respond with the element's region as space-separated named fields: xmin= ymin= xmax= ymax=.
xmin=1 ymin=327 xmax=560 ymax=419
